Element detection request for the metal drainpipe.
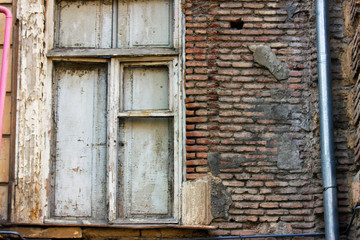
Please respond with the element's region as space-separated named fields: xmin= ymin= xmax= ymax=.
xmin=315 ymin=0 xmax=339 ymax=239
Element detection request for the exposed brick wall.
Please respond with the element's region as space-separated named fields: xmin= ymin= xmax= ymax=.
xmin=328 ymin=0 xmax=354 ymax=236
xmin=185 ymin=0 xmax=355 ymax=237
xmin=347 ymin=0 xmax=360 ymax=238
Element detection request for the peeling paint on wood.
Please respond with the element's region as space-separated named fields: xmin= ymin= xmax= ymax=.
xmin=122 ymin=118 xmax=173 ymax=216
xmin=118 ymin=0 xmax=172 ymax=47
xmin=13 ymin=0 xmax=184 ymax=225
xmin=14 ymin=0 xmax=50 ymax=223
xmin=123 ymin=66 xmax=169 ymax=110
xmin=56 ymin=0 xmax=112 ymax=48
xmin=52 ymin=63 xmax=107 ymax=220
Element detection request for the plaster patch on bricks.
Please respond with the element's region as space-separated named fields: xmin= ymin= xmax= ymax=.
xmin=248 ymin=45 xmax=290 ymax=80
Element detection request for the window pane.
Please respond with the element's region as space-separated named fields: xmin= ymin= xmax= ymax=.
xmin=122 ymin=0 xmax=172 ymax=47
xmin=55 ymin=0 xmax=173 ymax=49
xmin=123 ymin=66 xmax=169 ymax=111
xmin=119 ymin=118 xmax=173 ymax=217
xmin=56 ymin=0 xmax=112 ymax=48
xmin=53 ymin=63 xmax=107 ymax=219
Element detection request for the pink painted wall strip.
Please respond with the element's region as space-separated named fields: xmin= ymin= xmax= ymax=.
xmin=0 ymin=6 xmax=11 ymax=152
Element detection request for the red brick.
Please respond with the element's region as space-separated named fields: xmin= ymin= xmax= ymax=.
xmin=186 ymin=117 xmax=208 ymax=123
xmin=243 ymin=3 xmax=265 ymax=8
xmin=196 ymin=166 xmax=209 ymax=172
xmin=186 ymin=160 xmax=207 ymax=166
xmin=266 ymin=195 xmax=289 ymax=201
xmin=186 ymin=174 xmax=208 ymax=179
xmin=196 ymin=153 xmax=207 ymax=158
xmin=186 ymin=61 xmax=207 ymax=67
xmin=234 ymin=202 xmax=259 ymax=209
xmin=246 ymin=181 xmax=264 ymax=187
xmin=265 ymin=181 xmax=289 ymax=187
xmin=186 ymin=145 xmax=209 ymax=152
xmin=232 ymin=195 xmax=264 ymax=201
xmin=259 ymin=216 xmax=279 ymax=222
xmin=266 ymin=209 xmax=289 ymax=215
xmin=260 ymin=202 xmax=279 ymax=208
xmin=280 ymin=202 xmax=303 ymax=209
xmin=244 ymin=209 xmax=265 ymax=215
xmin=186 ymin=131 xmax=209 ymax=137
xmin=281 ymin=216 xmax=304 ymax=222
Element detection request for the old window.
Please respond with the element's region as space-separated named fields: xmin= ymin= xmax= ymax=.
xmin=46 ymin=0 xmax=183 ymax=224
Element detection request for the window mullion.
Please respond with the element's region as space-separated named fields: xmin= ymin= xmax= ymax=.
xmin=107 ymin=58 xmax=120 ymax=222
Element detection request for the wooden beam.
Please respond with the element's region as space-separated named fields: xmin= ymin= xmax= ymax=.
xmin=47 ymin=48 xmax=179 ymax=58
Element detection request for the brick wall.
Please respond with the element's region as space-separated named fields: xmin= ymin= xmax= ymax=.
xmin=346 ymin=0 xmax=360 ymax=238
xmin=0 ymin=0 xmax=15 ymax=223
xmin=185 ymin=0 xmax=354 ymax=237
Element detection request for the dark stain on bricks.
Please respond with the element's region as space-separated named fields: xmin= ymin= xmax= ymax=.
xmin=208 ymin=152 xmax=220 ymax=176
xmin=210 ymin=177 xmax=232 ymax=220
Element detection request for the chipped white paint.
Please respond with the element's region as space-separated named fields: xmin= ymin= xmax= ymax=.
xmin=14 ymin=0 xmax=50 ymax=223
xmin=117 ymin=0 xmax=172 ymax=48
xmin=109 ymin=60 xmax=181 ymax=224
xmin=129 ymin=0 xmax=172 ymax=47
xmin=56 ymin=0 xmax=112 ymax=48
xmin=124 ymin=118 xmax=172 ymax=216
xmin=107 ymin=59 xmax=120 ymax=222
xmin=56 ymin=0 xmax=172 ymax=49
xmin=123 ymin=66 xmax=169 ymax=110
xmin=14 ymin=0 xmax=184 ymax=225
xmin=53 ymin=64 xmax=107 ymax=219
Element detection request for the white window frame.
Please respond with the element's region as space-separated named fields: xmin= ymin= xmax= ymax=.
xmin=43 ymin=0 xmax=184 ymax=225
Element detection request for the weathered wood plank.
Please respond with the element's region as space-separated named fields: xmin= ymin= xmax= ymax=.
xmin=56 ymin=0 xmax=112 ymax=48
xmin=15 ymin=0 xmax=50 ymax=223
xmin=107 ymin=59 xmax=120 ymax=222
xmin=122 ymin=118 xmax=173 ymax=216
xmin=2 ymin=95 xmax=11 ymax=135
xmin=0 ymin=5 xmax=12 ymax=45
xmin=123 ymin=66 xmax=169 ymax=111
xmin=0 ymin=49 xmax=12 ymax=92
xmin=127 ymin=0 xmax=172 ymax=47
xmin=53 ymin=63 xmax=107 ymax=219
xmin=47 ymin=48 xmax=178 ymax=58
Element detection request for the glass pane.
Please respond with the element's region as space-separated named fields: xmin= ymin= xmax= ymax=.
xmin=53 ymin=63 xmax=107 ymax=219
xmin=123 ymin=66 xmax=169 ymax=110
xmin=119 ymin=118 xmax=173 ymax=217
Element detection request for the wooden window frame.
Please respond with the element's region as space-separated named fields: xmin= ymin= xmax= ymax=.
xmin=43 ymin=0 xmax=184 ymax=225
